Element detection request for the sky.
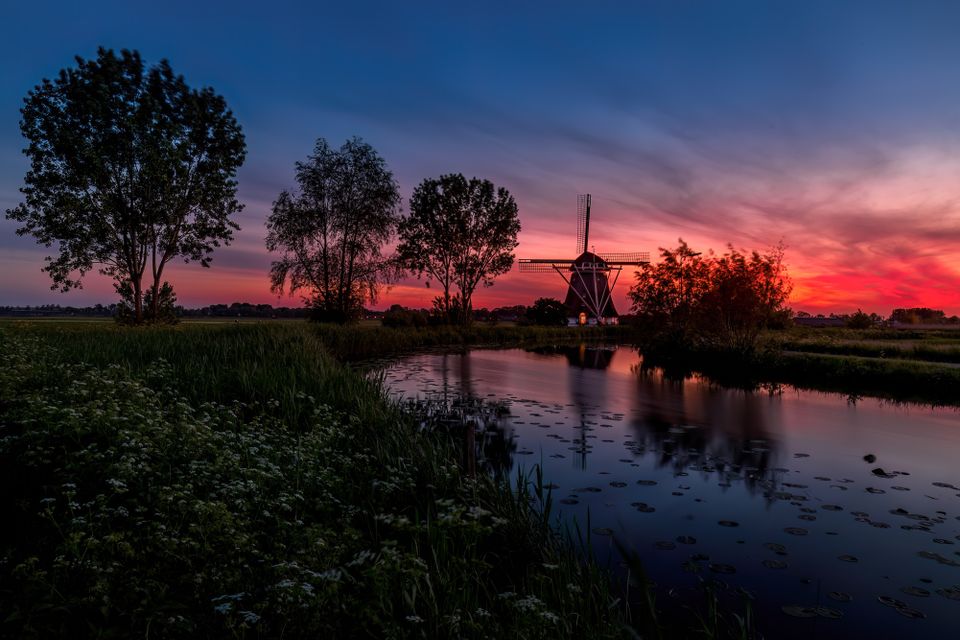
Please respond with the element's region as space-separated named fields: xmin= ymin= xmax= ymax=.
xmin=2 ymin=0 xmax=960 ymax=315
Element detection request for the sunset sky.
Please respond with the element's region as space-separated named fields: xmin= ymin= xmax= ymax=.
xmin=2 ymin=1 xmax=960 ymax=315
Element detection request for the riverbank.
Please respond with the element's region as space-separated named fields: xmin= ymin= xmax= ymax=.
xmin=640 ymin=327 xmax=960 ymax=406
xmin=0 ymin=322 xmax=626 ymax=638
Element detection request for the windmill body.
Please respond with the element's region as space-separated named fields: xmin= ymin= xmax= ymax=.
xmin=519 ymin=195 xmax=649 ymax=326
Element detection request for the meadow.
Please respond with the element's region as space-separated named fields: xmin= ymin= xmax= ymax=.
xmin=0 ymin=321 xmax=628 ymax=638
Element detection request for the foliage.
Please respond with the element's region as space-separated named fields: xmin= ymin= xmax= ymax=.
xmin=889 ymin=307 xmax=948 ymax=324
xmin=5 ymin=47 xmax=245 ymax=324
xmin=115 ymin=280 xmax=179 ymax=324
xmin=629 ymin=240 xmax=791 ymax=353
xmin=524 ymin=298 xmax=568 ymax=326
xmin=0 ymin=324 xmax=625 ymax=638
xmin=381 ymin=304 xmax=429 ymax=329
xmin=845 ymin=308 xmax=874 ymax=329
xmin=266 ymin=137 xmax=402 ymax=323
xmin=397 ymin=174 xmax=520 ymax=324
xmin=431 ymin=293 xmax=465 ymax=325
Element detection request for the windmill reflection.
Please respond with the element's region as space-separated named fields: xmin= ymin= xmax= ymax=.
xmin=528 ymin=343 xmax=616 ymax=470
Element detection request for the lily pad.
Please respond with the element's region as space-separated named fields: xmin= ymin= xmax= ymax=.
xmin=896 ymin=606 xmax=926 ymax=619
xmin=559 ymin=498 xmax=579 ymax=505
xmin=837 ymin=555 xmax=859 ymax=563
xmin=900 ymin=586 xmax=930 ymax=597
xmin=676 ymin=535 xmax=697 ymax=545
xmin=718 ymin=520 xmax=740 ymax=527
xmin=935 ymin=586 xmax=960 ymax=601
xmin=784 ymin=527 xmax=808 ymax=536
xmin=764 ymin=543 xmax=787 ymax=553
xmin=609 ymin=481 xmax=627 ymax=488
xmin=822 ymin=504 xmax=844 ymax=511
xmin=878 ymin=595 xmax=907 ymax=608
xmin=815 ymin=606 xmax=843 ymax=619
xmin=828 ymin=592 xmax=852 ymax=603
xmin=655 ymin=541 xmax=676 ymax=551
xmin=762 ymin=559 xmax=788 ymax=569
xmin=709 ymin=563 xmax=736 ymax=574
xmin=781 ymin=605 xmax=818 ymax=618
xmin=636 ymin=480 xmax=657 ymax=486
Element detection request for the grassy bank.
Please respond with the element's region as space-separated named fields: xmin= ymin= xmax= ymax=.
xmin=640 ymin=327 xmax=960 ymax=406
xmin=0 ymin=322 xmax=626 ymax=638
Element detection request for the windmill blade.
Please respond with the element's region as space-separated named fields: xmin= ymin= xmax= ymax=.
xmin=576 ymin=194 xmax=591 ymax=254
xmin=597 ymin=251 xmax=650 ymax=265
xmin=519 ymin=259 xmax=574 ymax=273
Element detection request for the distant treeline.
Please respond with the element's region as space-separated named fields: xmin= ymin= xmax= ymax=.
xmin=0 ymin=303 xmax=309 ymax=319
xmin=795 ymin=307 xmax=960 ymax=327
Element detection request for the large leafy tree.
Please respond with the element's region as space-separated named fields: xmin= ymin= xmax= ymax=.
xmin=266 ymin=137 xmax=401 ymax=322
xmin=5 ymin=48 xmax=246 ymax=323
xmin=629 ymin=239 xmax=791 ymax=352
xmin=397 ymin=174 xmax=520 ymax=324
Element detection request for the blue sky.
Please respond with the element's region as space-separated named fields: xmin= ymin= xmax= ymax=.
xmin=2 ymin=1 xmax=960 ymax=312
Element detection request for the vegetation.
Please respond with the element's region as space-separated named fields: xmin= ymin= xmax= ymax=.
xmin=523 ymin=298 xmax=568 ymax=326
xmin=266 ymin=138 xmax=402 ymax=323
xmin=629 ymin=240 xmax=791 ymax=354
xmin=6 ymin=48 xmax=246 ymax=324
xmin=397 ymin=174 xmax=520 ymax=324
xmin=642 ymin=326 xmax=960 ymax=406
xmin=0 ymin=322 xmax=625 ymax=638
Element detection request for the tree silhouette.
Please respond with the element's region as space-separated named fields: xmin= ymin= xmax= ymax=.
xmin=629 ymin=240 xmax=791 ymax=352
xmin=5 ymin=48 xmax=246 ymax=323
xmin=397 ymin=174 xmax=519 ymax=324
xmin=266 ymin=137 xmax=401 ymax=322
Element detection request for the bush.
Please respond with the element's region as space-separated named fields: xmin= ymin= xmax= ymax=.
xmin=381 ymin=304 xmax=429 ymax=328
xmin=523 ymin=298 xmax=568 ymax=326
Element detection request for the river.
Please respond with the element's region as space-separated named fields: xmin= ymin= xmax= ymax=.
xmin=382 ymin=345 xmax=960 ymax=639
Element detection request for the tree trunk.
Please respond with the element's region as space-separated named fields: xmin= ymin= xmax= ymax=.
xmin=133 ymin=276 xmax=144 ymax=324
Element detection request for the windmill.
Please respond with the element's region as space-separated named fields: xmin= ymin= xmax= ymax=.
xmin=518 ymin=195 xmax=649 ymax=325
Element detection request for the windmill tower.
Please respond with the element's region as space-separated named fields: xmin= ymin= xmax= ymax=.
xmin=518 ymin=195 xmax=649 ymax=325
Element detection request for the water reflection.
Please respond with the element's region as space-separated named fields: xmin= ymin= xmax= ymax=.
xmin=629 ymin=365 xmax=781 ymax=496
xmin=425 ymin=352 xmax=517 ymax=477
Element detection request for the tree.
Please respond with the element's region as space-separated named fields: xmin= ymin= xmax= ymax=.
xmin=627 ymin=240 xmax=709 ymax=339
xmin=629 ymin=240 xmax=791 ymax=352
xmin=5 ymin=48 xmax=246 ymax=323
xmin=846 ymin=309 xmax=874 ymax=329
xmin=266 ymin=137 xmax=401 ymax=322
xmin=525 ymin=297 xmax=568 ymax=326
xmin=397 ymin=174 xmax=520 ymax=324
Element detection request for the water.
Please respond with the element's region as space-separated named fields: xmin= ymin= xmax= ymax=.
xmin=381 ymin=345 xmax=960 ymax=639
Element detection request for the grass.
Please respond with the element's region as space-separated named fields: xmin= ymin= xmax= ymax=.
xmin=0 ymin=321 xmax=629 ymax=639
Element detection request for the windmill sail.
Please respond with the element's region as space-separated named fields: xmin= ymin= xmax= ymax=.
xmin=576 ymin=194 xmax=591 ymax=254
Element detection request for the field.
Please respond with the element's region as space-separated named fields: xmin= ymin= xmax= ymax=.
xmin=0 ymin=321 xmax=627 ymax=639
